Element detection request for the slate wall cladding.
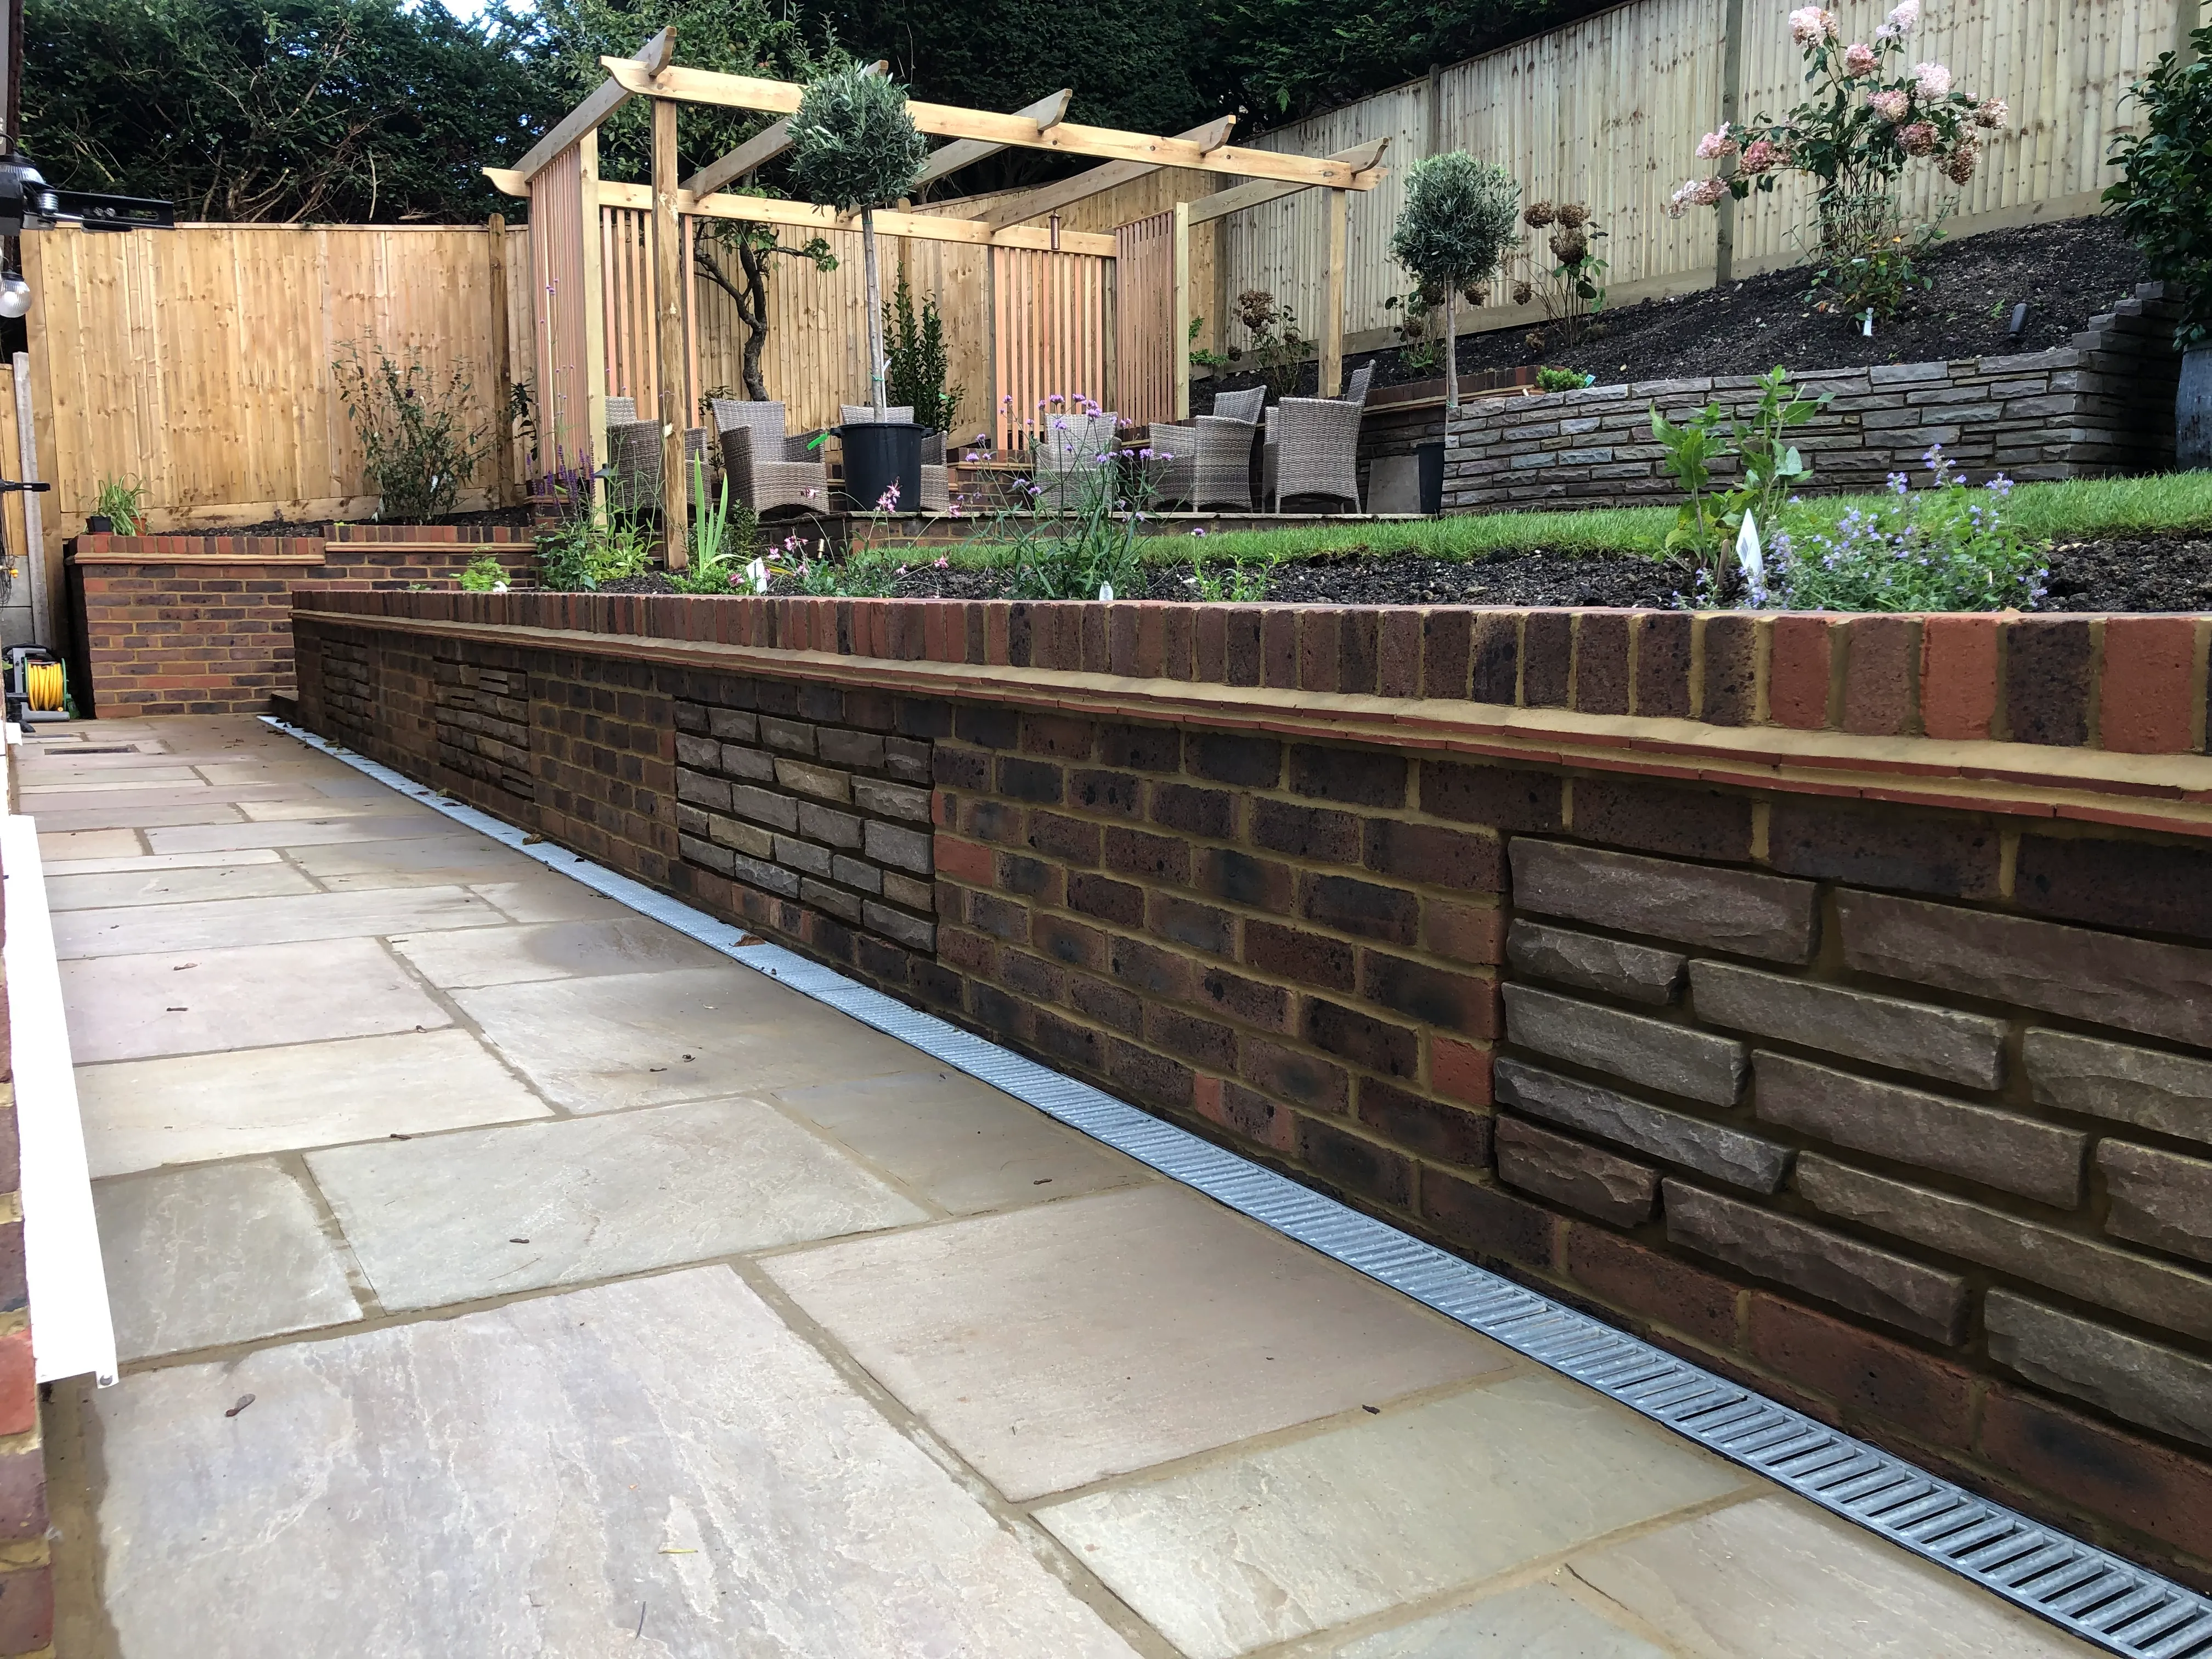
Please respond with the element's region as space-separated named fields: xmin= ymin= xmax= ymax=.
xmin=1443 ymin=284 xmax=2183 ymax=513
xmin=290 ymin=591 xmax=2212 ymax=1588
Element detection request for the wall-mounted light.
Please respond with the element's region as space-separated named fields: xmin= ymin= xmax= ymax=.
xmin=0 ymin=277 xmax=27 ymax=320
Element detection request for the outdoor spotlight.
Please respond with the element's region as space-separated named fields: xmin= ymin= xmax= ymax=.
xmin=0 ymin=277 xmax=27 ymax=320
xmin=0 ymin=140 xmax=61 ymax=236
xmin=0 ymin=137 xmax=174 ymax=238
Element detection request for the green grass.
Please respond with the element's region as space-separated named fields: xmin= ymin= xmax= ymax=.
xmin=901 ymin=472 xmax=2212 ymax=569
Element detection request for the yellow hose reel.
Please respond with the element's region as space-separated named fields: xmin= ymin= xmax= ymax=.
xmin=22 ymin=661 xmax=63 ymax=712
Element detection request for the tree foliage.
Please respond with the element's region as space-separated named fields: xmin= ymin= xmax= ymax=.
xmin=1391 ymin=151 xmax=1520 ymax=287
xmin=25 ymin=0 xmax=539 ymax=221
xmin=786 ymin=61 xmax=927 ymax=212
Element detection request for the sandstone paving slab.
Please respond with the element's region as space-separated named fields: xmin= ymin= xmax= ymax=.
xmin=469 ymin=878 xmax=632 ymax=924
xmin=772 ymin=1068 xmax=1151 ymax=1215
xmin=1034 ymin=1370 xmax=1745 ymax=1658
xmin=457 ymin=966 xmax=923 ymax=1112
xmin=95 ymin=1160 xmax=362 ymax=1361
xmin=1322 ymin=1579 xmax=1668 ymax=1658
xmin=45 ymin=860 xmax=317 ymax=912
xmin=765 ymin=1182 xmax=1513 ymax=1502
xmin=145 ymin=815 xmax=471 ymax=855
xmin=287 ymin=833 xmax=549 ymax=890
xmin=45 ymin=847 xmax=284 ymax=877
xmin=53 ymin=884 xmax=506 ymax=957
xmin=30 ymin=803 xmax=245 ymax=834
xmin=19 ymin=768 xmax=203 ymax=790
xmin=37 ymin=828 xmax=143 ymax=861
xmin=391 ymin=917 xmax=724 ymax=989
xmin=20 ymin=786 xmax=290 ymax=815
xmin=309 ymin=1098 xmax=928 ymax=1310
xmin=193 ymin=759 xmax=370 ymax=785
xmin=238 ymin=797 xmax=446 ymax=820
xmin=63 ymin=938 xmax=450 ymax=1065
xmin=1565 ymin=1495 xmax=2103 ymax=1657
xmin=86 ymin=1267 xmax=1144 ymax=1659
xmin=78 ymin=1028 xmax=552 ymax=1177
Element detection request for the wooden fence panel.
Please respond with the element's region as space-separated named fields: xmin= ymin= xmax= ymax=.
xmin=528 ymin=146 xmax=591 ymax=470
xmin=994 ymin=245 xmax=1111 ymax=449
xmin=1113 ymin=213 xmax=1178 ymax=431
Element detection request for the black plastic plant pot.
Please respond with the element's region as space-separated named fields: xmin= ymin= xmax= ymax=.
xmin=839 ymin=421 xmax=924 ymax=514
xmin=86 ymin=515 xmax=114 ymax=534
xmin=1415 ymin=440 xmax=1445 ymax=517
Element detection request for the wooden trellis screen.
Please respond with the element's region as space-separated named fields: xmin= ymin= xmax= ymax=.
xmin=526 ymin=145 xmax=595 ymax=473
xmin=1113 ymin=211 xmax=1177 ymax=431
xmin=990 ymin=245 xmax=1110 ymax=452
xmin=600 ymin=207 xmax=707 ymax=431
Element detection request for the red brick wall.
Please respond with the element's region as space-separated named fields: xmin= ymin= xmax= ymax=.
xmin=291 ymin=592 xmax=2212 ymax=1590
xmin=66 ymin=528 xmax=533 ymax=717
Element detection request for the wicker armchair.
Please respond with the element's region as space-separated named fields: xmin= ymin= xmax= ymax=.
xmin=1338 ymin=362 xmax=1374 ymax=406
xmin=1211 ymin=386 xmax=1267 ymax=422
xmin=1262 ymin=397 xmax=1363 ymax=512
xmin=604 ymin=396 xmax=638 ymax=426
xmin=1149 ymin=414 xmax=1258 ymax=510
xmin=1030 ymin=411 xmax=1120 ymax=512
xmin=710 ymin=399 xmax=829 ymax=516
xmin=838 ymin=405 xmax=950 ymax=514
xmin=605 ymin=420 xmax=663 ymax=518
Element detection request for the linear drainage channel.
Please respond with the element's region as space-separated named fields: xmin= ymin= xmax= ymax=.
xmin=262 ymin=714 xmax=2212 ymax=1659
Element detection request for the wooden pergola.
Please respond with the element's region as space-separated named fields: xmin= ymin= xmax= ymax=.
xmin=485 ymin=31 xmax=1385 ymax=556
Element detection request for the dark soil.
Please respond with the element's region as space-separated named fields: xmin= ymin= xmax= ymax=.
xmin=1199 ymin=216 xmax=2151 ymax=401
xmin=2038 ymin=533 xmax=2212 ymax=613
xmin=213 ymin=505 xmax=537 ymax=538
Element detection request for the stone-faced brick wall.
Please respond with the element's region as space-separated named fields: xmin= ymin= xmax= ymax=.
xmin=291 ymin=588 xmax=2212 ymax=1589
xmin=1446 ymin=284 xmax=2182 ymax=512
xmin=66 ymin=526 xmax=533 ymax=716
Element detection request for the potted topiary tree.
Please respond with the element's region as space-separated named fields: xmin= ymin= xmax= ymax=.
xmin=787 ymin=63 xmax=932 ymax=509
xmin=1388 ymin=150 xmax=1521 ymax=513
xmin=2108 ymin=22 xmax=2212 ymax=469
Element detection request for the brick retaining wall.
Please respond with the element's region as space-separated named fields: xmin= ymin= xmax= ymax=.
xmin=65 ymin=525 xmax=534 ymax=718
xmin=1446 ymin=284 xmax=2183 ymax=513
xmin=291 ymin=588 xmax=2212 ymax=1589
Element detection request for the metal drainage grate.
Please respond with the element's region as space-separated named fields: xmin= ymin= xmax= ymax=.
xmin=262 ymin=716 xmax=2212 ymax=1659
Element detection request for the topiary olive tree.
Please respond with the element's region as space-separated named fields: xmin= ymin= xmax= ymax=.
xmin=1388 ymin=151 xmax=1521 ymax=414
xmin=787 ymin=63 xmax=930 ymax=414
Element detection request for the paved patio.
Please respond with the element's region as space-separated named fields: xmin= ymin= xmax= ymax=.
xmin=32 ymin=714 xmax=2100 ymax=1657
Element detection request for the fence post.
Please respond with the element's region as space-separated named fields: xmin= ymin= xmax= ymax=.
xmin=1172 ymin=202 xmax=1192 ymax=421
xmin=651 ymin=97 xmax=689 ymax=567
xmin=1714 ymin=0 xmax=1746 ymax=286
xmin=486 ymin=213 xmax=513 ymax=504
xmin=578 ymin=132 xmax=610 ymax=512
xmin=1321 ymin=189 xmax=1348 ymax=397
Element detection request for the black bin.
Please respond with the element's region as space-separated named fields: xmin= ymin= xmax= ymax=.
xmin=1415 ymin=439 xmax=1446 ymax=517
xmin=839 ymin=421 xmax=924 ymax=514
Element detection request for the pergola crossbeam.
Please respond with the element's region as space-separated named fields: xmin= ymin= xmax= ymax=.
xmin=973 ymin=117 xmax=1236 ymax=229
xmin=598 ymin=59 xmax=1377 ymax=189
xmin=915 ymin=89 xmax=1074 ymax=188
xmin=1187 ymin=139 xmax=1390 ymax=224
xmin=512 ymin=28 xmax=673 ymax=183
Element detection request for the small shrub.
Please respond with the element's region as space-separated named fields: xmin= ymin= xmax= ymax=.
xmin=2107 ymin=22 xmax=2212 ymax=346
xmin=1382 ymin=288 xmax=1447 ymax=376
xmin=884 ymin=275 xmax=963 ymax=433
xmin=1767 ymin=448 xmax=2044 ymax=611
xmin=1187 ymin=532 xmax=1284 ymax=601
xmin=456 ymin=554 xmax=507 ymax=591
xmin=1650 ymin=366 xmax=1825 ymax=591
xmin=668 ymin=459 xmax=760 ymax=594
xmin=1535 ymin=366 xmax=1593 ymax=392
xmin=1515 ymin=201 xmax=1609 ymax=348
xmin=94 ymin=475 xmax=145 ymax=533
xmin=1233 ymin=290 xmax=1308 ymax=401
xmin=332 ymin=338 xmax=492 ymax=522
xmin=535 ymin=506 xmax=652 ymax=591
xmin=1389 ymin=152 xmax=1521 ymax=411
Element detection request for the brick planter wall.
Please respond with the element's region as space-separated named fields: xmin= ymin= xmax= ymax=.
xmin=1446 ymin=284 xmax=2183 ymax=513
xmin=291 ymin=588 xmax=2212 ymax=1589
xmin=65 ymin=525 xmax=534 ymax=718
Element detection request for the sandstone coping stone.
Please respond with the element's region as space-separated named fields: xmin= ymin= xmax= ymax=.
xmin=1493 ymin=1114 xmax=1660 ymax=1226
xmin=1503 ymin=984 xmax=1748 ymax=1107
xmin=1751 ymin=1053 xmax=2085 ymax=1208
xmin=1506 ymin=921 xmax=1685 ymax=1007
xmin=1983 ymin=1291 xmax=2212 ymax=1451
xmin=1690 ymin=962 xmax=2007 ymax=1091
xmin=1509 ymin=840 xmax=1818 ymax=964
xmin=1795 ymin=1154 xmax=2212 ymax=1341
xmin=2023 ymin=1030 xmax=2212 ymax=1148
xmin=2096 ymin=1141 xmax=2212 ymax=1266
xmin=1838 ymin=890 xmax=2212 ymax=1051
xmin=1495 ymin=1057 xmax=1788 ymax=1192
xmin=1661 ymin=1180 xmax=1968 ymax=1343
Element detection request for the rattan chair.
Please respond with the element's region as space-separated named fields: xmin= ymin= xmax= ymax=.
xmin=710 ymin=399 xmax=829 ymax=516
xmin=1338 ymin=363 xmax=1375 ymax=407
xmin=1262 ymin=397 xmax=1363 ymax=512
xmin=604 ymin=396 xmax=639 ymax=425
xmin=838 ymin=405 xmax=950 ymax=514
xmin=1211 ymin=386 xmax=1267 ymax=423
xmin=1030 ymin=411 xmax=1120 ymax=512
xmin=1149 ymin=414 xmax=1258 ymax=510
xmin=605 ymin=420 xmax=663 ymax=518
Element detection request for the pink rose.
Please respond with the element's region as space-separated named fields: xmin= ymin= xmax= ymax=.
xmin=1843 ymin=42 xmax=1877 ymax=76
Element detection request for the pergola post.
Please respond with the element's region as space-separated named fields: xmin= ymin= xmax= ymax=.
xmin=578 ymin=131 xmax=610 ymax=511
xmin=1321 ymin=188 xmax=1348 ymax=397
xmin=486 ymin=212 xmax=513 ymax=501
xmin=1171 ymin=201 xmax=1190 ymax=421
xmin=652 ymin=96 xmax=689 ymax=566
